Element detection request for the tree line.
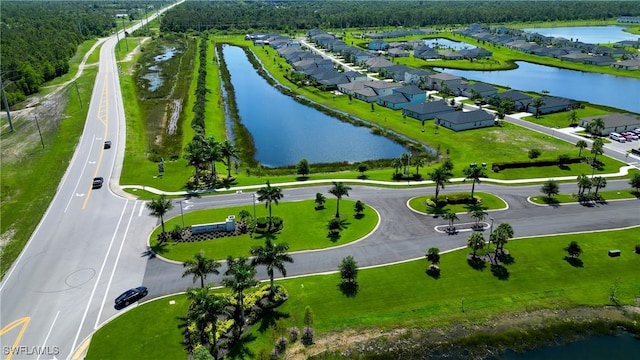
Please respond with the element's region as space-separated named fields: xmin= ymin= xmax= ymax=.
xmin=160 ymin=1 xmax=640 ymax=33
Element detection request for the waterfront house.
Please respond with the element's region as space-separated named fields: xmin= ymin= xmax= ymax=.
xmin=611 ymin=59 xmax=640 ymax=70
xmin=580 ymin=114 xmax=640 ymax=135
xmin=435 ymin=109 xmax=495 ymax=132
xmin=402 ymin=101 xmax=455 ymax=121
xmin=376 ymin=85 xmax=426 ymax=110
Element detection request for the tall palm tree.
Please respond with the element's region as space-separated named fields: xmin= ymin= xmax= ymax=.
xmin=146 ymin=195 xmax=173 ymax=235
xmin=567 ymin=110 xmax=578 ymax=126
xmin=577 ymin=174 xmax=592 ymax=196
xmin=184 ymin=140 xmax=206 ymax=184
xmin=256 ymin=180 xmax=284 ymax=231
xmin=471 ymin=209 xmax=486 ymax=229
xmin=222 ymin=256 xmax=258 ymax=338
xmin=400 ymin=152 xmax=411 ymax=175
xmin=467 ymin=232 xmax=485 ymax=259
xmin=428 ymin=166 xmax=452 ymax=203
xmin=592 ymin=176 xmax=607 ymax=196
xmin=220 ymin=140 xmax=239 ymax=178
xmin=490 ymin=223 xmax=514 ymax=254
xmin=575 ymin=139 xmax=588 ymax=157
xmin=532 ymin=97 xmax=545 ymax=118
xmin=463 ymin=165 xmax=487 ymax=199
xmin=591 ymin=117 xmax=605 ymax=137
xmin=250 ymin=239 xmax=293 ymax=297
xmin=414 ymin=157 xmax=426 ymax=176
xmin=203 ymin=136 xmax=222 ymax=181
xmin=591 ymin=137 xmax=604 ymax=164
xmin=329 ymin=181 xmax=352 ymax=218
xmin=442 ymin=210 xmax=459 ymax=231
xmin=182 ymin=250 xmax=221 ymax=288
xmin=186 ymin=287 xmax=229 ymax=358
xmin=391 ymin=158 xmax=402 ymax=175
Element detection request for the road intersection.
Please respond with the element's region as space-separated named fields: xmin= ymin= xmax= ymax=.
xmin=1 ymin=4 xmax=639 ymax=359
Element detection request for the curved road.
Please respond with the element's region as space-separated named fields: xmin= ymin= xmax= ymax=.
xmin=1 ymin=6 xmax=639 ymax=360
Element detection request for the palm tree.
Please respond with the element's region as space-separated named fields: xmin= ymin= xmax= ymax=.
xmin=575 ymin=139 xmax=588 ymax=157
xmin=182 ymin=250 xmax=221 ymax=288
xmin=467 ymin=232 xmax=485 ymax=259
xmin=391 ymin=158 xmax=402 ymax=175
xmin=220 ymin=140 xmax=239 ymax=178
xmin=186 ymin=287 xmax=229 ymax=358
xmin=203 ymin=136 xmax=222 ymax=182
xmin=592 ymin=176 xmax=607 ymax=196
xmin=629 ymin=173 xmax=640 ymax=193
xmin=256 ymin=180 xmax=284 ymax=231
xmin=250 ymin=239 xmax=293 ymax=297
xmin=442 ymin=209 xmax=459 ymax=232
xmin=222 ymin=256 xmax=259 ymax=339
xmin=463 ymin=165 xmax=487 ymax=199
xmin=577 ymin=174 xmax=592 ymax=196
xmin=540 ymin=179 xmax=560 ymax=199
xmin=471 ymin=209 xmax=486 ymax=229
xmin=428 ymin=166 xmax=452 ymax=203
xmin=490 ymin=223 xmax=514 ymax=254
xmin=400 ymin=152 xmax=411 ymax=175
xmin=591 ymin=137 xmax=604 ymax=164
xmin=567 ymin=110 xmax=578 ymax=126
xmin=591 ymin=117 xmax=605 ymax=137
xmin=329 ymin=181 xmax=352 ymax=218
xmin=532 ymin=97 xmax=545 ymax=118
xmin=184 ymin=140 xmax=206 ymax=185
xmin=426 ymin=247 xmax=440 ymax=266
xmin=147 ymin=195 xmax=173 ymax=235
xmin=314 ymin=192 xmax=326 ymax=209
xmin=414 ymin=157 xmax=426 ymax=176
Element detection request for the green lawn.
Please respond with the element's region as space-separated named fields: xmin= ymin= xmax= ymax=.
xmin=87 ymin=227 xmax=640 ymax=360
xmin=521 ymin=106 xmax=611 ymax=129
xmin=149 ymin=199 xmax=378 ymax=262
xmin=530 ymin=189 xmax=640 ymax=205
xmin=408 ymin=192 xmax=507 ymax=214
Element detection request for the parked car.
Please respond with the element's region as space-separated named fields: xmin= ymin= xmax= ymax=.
xmin=115 ymin=286 xmax=148 ymax=309
xmin=92 ymin=177 xmax=104 ymax=189
xmin=609 ymin=132 xmax=626 ymax=143
xmin=621 ymin=133 xmax=636 ymax=142
xmin=622 ymin=132 xmax=638 ymax=140
xmin=104 ymin=140 xmax=112 ymax=149
xmin=632 ymin=128 xmax=640 ymax=136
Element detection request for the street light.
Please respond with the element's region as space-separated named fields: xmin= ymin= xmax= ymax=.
xmin=175 ymin=200 xmax=185 ymax=228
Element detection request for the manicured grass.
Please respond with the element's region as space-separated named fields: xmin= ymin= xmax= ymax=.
xmin=529 ymin=189 xmax=640 ymax=204
xmin=85 ymin=294 xmax=190 ymax=360
xmin=149 ymin=199 xmax=378 ymax=262
xmin=408 ymin=192 xmax=507 ymax=214
xmin=522 ymin=106 xmax=611 ymax=129
xmin=87 ymin=227 xmax=640 ymax=359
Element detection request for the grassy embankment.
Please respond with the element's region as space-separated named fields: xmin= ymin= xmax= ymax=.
xmin=149 ymin=199 xmax=377 ymax=261
xmin=86 ymin=226 xmax=640 ymax=359
xmin=0 ymin=41 xmax=99 ymax=277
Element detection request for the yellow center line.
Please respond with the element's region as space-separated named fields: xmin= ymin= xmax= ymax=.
xmin=82 ymin=73 xmax=110 ymax=210
xmin=0 ymin=317 xmax=31 ymax=360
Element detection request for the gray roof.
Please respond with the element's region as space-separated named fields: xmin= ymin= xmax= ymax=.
xmin=394 ymin=85 xmax=424 ymax=96
xmin=403 ymin=101 xmax=453 ymax=115
xmin=583 ymin=113 xmax=640 ymax=128
xmin=436 ymin=110 xmax=494 ymax=124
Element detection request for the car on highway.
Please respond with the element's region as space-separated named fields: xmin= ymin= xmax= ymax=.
xmin=92 ymin=177 xmax=104 ymax=189
xmin=104 ymin=140 xmax=112 ymax=149
xmin=115 ymin=286 xmax=148 ymax=309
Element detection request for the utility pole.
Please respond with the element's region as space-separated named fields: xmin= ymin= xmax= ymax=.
xmin=0 ymin=74 xmax=14 ymax=132
xmin=121 ymin=16 xmax=129 ymax=52
xmin=34 ymin=115 xmax=44 ymax=148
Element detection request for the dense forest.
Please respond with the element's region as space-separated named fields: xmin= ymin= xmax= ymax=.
xmin=160 ymin=0 xmax=640 ymax=33
xmin=0 ymin=1 xmax=168 ymax=106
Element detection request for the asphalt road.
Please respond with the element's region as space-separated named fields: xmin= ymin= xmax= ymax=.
xmin=1 ymin=7 xmax=639 ymax=360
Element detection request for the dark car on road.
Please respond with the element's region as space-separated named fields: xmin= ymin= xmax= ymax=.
xmin=104 ymin=140 xmax=112 ymax=149
xmin=115 ymin=286 xmax=148 ymax=309
xmin=92 ymin=177 xmax=104 ymax=189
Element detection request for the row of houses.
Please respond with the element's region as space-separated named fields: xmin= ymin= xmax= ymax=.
xmin=247 ymin=30 xmax=580 ymax=131
xmin=455 ymin=23 xmax=640 ymax=70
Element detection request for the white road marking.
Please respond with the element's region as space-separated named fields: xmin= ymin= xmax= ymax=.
xmin=64 ymin=135 xmax=97 ymax=213
xmin=36 ymin=310 xmax=60 ymax=360
xmin=94 ymin=201 xmax=139 ymax=329
xmin=75 ymin=193 xmax=85 ymax=197
xmin=69 ymin=200 xmax=128 ymax=356
xmin=138 ymin=203 xmax=145 ymax=217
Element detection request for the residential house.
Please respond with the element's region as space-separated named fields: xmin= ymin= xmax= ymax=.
xmin=414 ymin=45 xmax=439 ymax=60
xmin=404 ymin=69 xmax=433 ymax=88
xmin=402 ymin=101 xmax=455 ymax=121
xmin=376 ymin=85 xmax=426 ymax=110
xmin=388 ymin=48 xmax=410 ymax=57
xmin=583 ymin=56 xmax=615 ymax=66
xmin=494 ymin=90 xmax=533 ymax=111
xmin=428 ymin=72 xmax=463 ymax=92
xmin=435 ymin=109 xmax=495 ymax=132
xmin=611 ymin=59 xmax=640 ymax=70
xmin=368 ymin=39 xmax=389 ymax=51
xmin=351 ymin=81 xmax=402 ymax=102
xmin=459 ymin=82 xmax=498 ymax=99
xmin=527 ymin=96 xmax=579 ymax=115
xmin=343 ymin=70 xmax=368 ymax=82
xmin=580 ymin=113 xmax=640 ymax=135
xmin=361 ymin=56 xmax=394 ymax=70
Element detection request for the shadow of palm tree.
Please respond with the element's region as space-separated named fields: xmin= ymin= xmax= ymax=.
xmin=498 ymin=252 xmax=515 ymax=265
xmin=327 ymin=231 xmax=341 ymax=242
xmin=254 ymin=232 xmax=277 ymax=241
xmin=338 ymin=281 xmax=359 ymax=297
xmin=490 ymin=264 xmax=510 ymax=280
xmin=354 ymin=213 xmax=365 ymax=220
xmin=256 ymin=309 xmax=290 ymax=334
xmin=467 ymin=256 xmax=486 ymax=271
xmin=564 ymin=256 xmax=584 ymax=267
xmin=225 ymin=333 xmax=257 ymax=360
xmin=150 ymin=241 xmax=169 ymax=255
xmin=426 ymin=267 xmax=441 ymax=279
xmin=295 ymin=176 xmax=309 ymax=181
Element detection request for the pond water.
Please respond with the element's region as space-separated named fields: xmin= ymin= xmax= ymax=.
xmin=492 ymin=332 xmax=640 ymax=360
xmin=141 ymin=47 xmax=179 ymax=92
xmin=423 ymin=38 xmax=476 ymax=50
xmin=223 ymin=45 xmax=407 ymax=167
xmin=521 ymin=25 xmax=638 ymax=44
xmin=440 ymin=62 xmax=640 ymax=113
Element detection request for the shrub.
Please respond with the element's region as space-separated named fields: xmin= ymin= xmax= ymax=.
xmin=635 ymin=244 xmax=640 ymax=254
xmin=492 ymin=157 xmax=581 ymax=171
xmin=276 ymin=337 xmax=288 ymax=353
xmin=301 ymin=327 xmax=314 ymax=346
xmin=528 ymin=149 xmax=542 ymax=159
xmin=288 ymin=327 xmax=300 ymax=343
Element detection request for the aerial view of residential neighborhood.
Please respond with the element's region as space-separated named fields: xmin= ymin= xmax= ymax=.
xmin=2 ymin=0 xmax=640 ymax=359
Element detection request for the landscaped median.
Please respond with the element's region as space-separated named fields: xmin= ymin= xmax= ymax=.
xmin=87 ymin=227 xmax=640 ymax=360
xmin=530 ymin=189 xmax=640 ymax=205
xmin=149 ymin=199 xmax=379 ymax=261
xmin=407 ymin=192 xmax=508 ymax=215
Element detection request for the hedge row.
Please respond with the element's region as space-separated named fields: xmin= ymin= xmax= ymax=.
xmin=492 ymin=157 xmax=581 ymax=171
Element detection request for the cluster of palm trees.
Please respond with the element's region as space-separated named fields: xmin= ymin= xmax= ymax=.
xmin=427 ymin=161 xmax=487 ymax=206
xmin=467 ymin=223 xmax=514 ymax=266
xmin=183 ymin=134 xmax=239 ymax=190
xmin=576 ymin=173 xmax=607 ymax=201
xmin=182 ymin=240 xmax=293 ymax=358
xmin=391 ymin=152 xmax=425 ymax=180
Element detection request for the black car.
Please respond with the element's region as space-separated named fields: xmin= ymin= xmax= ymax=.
xmin=115 ymin=286 xmax=148 ymax=309
xmin=104 ymin=140 xmax=112 ymax=149
xmin=92 ymin=177 xmax=104 ymax=189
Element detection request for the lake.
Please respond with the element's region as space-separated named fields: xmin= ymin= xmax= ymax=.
xmin=440 ymin=62 xmax=640 ymax=113
xmin=222 ymin=45 xmax=406 ymax=167
xmin=493 ymin=332 xmax=640 ymax=360
xmin=521 ymin=25 xmax=638 ymax=44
